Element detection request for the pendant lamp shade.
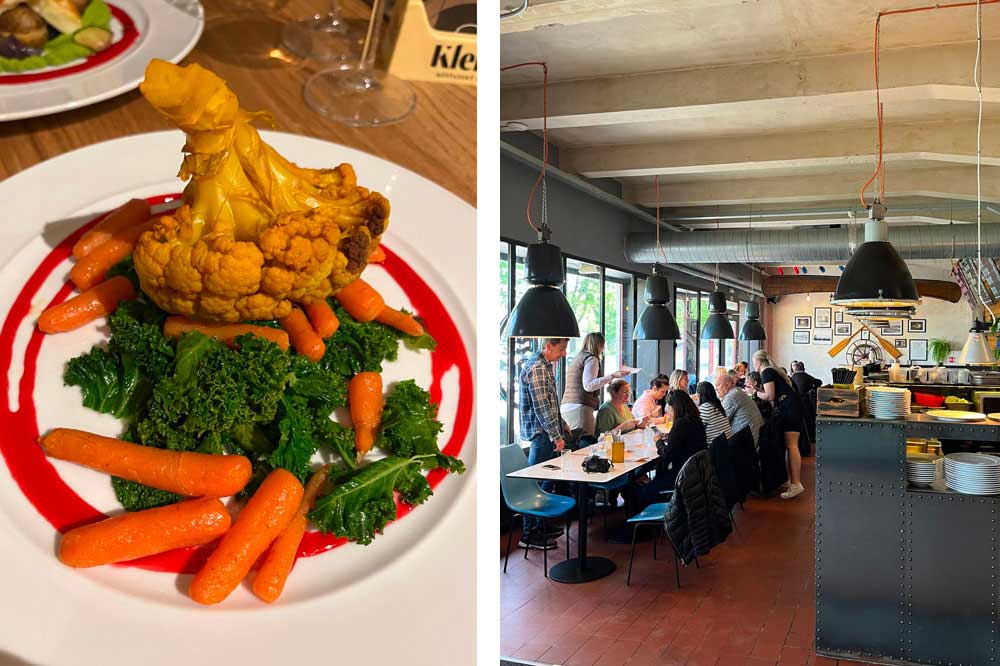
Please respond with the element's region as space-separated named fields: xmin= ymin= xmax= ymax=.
xmin=504 ymin=241 xmax=580 ymax=338
xmin=831 ymin=206 xmax=920 ymax=312
xmin=633 ymin=270 xmax=680 ymax=340
xmin=739 ymin=300 xmax=767 ymax=341
xmin=701 ymin=290 xmax=734 ymax=340
xmin=959 ymin=320 xmax=993 ymax=365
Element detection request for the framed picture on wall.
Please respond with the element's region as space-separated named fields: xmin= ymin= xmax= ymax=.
xmin=813 ymin=329 xmax=832 ymax=345
xmin=834 ymin=310 xmax=844 ymax=323
xmin=814 ymin=307 xmax=832 ymax=328
xmin=795 ymin=316 xmax=811 ymax=329
xmin=894 ymin=338 xmax=908 ymax=349
xmin=910 ymin=338 xmax=928 ymax=362
xmin=881 ymin=322 xmax=903 ymax=337
xmin=908 ymin=319 xmax=927 ymax=333
xmin=834 ymin=322 xmax=852 ymax=336
xmin=793 ymin=331 xmax=810 ymax=344
xmin=860 ymin=329 xmax=870 ymax=341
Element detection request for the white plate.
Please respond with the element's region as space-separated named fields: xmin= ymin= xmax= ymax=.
xmin=926 ymin=410 xmax=987 ymax=422
xmin=0 ymin=0 xmax=204 ymax=121
xmin=0 ymin=131 xmax=476 ymax=665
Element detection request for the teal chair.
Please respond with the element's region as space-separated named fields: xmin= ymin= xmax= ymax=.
xmin=625 ymin=501 xmax=682 ymax=587
xmin=500 ymin=444 xmax=576 ymax=578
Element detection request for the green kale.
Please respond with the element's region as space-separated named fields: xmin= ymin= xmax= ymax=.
xmin=315 ymin=417 xmax=358 ymax=469
xmin=398 ymin=310 xmax=437 ymax=352
xmin=63 ymin=346 xmax=149 ymax=420
xmin=308 ymin=455 xmax=437 ymax=545
xmin=108 ymin=300 xmax=174 ymax=379
xmin=380 ymin=380 xmax=464 ymax=473
xmin=106 ymin=256 xmax=139 ymax=290
xmin=111 ymin=476 xmax=182 ymax=512
xmin=320 ymin=305 xmax=400 ymax=376
xmin=286 ymin=354 xmax=347 ymax=412
xmin=268 ymin=394 xmax=321 ymax=482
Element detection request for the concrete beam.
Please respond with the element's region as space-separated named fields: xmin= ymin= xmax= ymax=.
xmin=562 ymin=121 xmax=1000 ymax=179
xmin=624 ymin=165 xmax=1000 ymax=207
xmin=500 ymin=41 xmax=1000 ymax=129
xmin=500 ymin=0 xmax=746 ymax=34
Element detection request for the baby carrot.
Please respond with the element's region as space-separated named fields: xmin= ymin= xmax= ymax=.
xmin=38 ymin=276 xmax=136 ymax=334
xmin=68 ymin=222 xmax=151 ymax=290
xmin=189 ymin=468 xmax=304 ymax=605
xmin=72 ymin=198 xmax=151 ymax=260
xmin=40 ymin=428 xmax=252 ymax=497
xmin=252 ymin=465 xmax=330 ymax=603
xmin=375 ymin=305 xmax=424 ymax=338
xmin=349 ymin=372 xmax=383 ymax=463
xmin=334 ymin=278 xmax=385 ymax=322
xmin=279 ymin=308 xmax=326 ymax=361
xmin=368 ymin=245 xmax=386 ymax=263
xmin=163 ymin=316 xmax=290 ymax=351
xmin=304 ymin=299 xmax=339 ymax=338
xmin=59 ymin=497 xmax=230 ymax=568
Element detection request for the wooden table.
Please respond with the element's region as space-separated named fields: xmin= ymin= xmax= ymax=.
xmin=508 ymin=428 xmax=662 ymax=583
xmin=0 ymin=0 xmax=476 ymax=207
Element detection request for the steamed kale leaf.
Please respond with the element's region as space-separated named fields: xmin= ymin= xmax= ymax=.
xmin=112 ymin=476 xmax=182 ymax=512
xmin=319 ymin=305 xmax=400 ymax=376
xmin=380 ymin=380 xmax=464 ymax=473
xmin=107 ymin=300 xmax=174 ymax=379
xmin=64 ymin=346 xmax=149 ymax=419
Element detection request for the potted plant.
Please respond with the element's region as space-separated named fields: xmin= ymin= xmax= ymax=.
xmin=928 ymin=339 xmax=951 ymax=382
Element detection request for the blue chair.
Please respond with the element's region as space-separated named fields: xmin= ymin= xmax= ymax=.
xmin=625 ymin=502 xmax=682 ymax=587
xmin=500 ymin=444 xmax=576 ymax=578
xmin=578 ymin=436 xmax=629 ymax=530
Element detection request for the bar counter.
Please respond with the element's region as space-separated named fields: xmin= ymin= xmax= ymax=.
xmin=816 ymin=415 xmax=1000 ymax=666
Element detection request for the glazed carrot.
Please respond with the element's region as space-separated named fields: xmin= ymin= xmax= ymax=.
xmin=375 ymin=305 xmax=424 ymax=338
xmin=304 ymin=299 xmax=339 ymax=338
xmin=38 ymin=276 xmax=136 ymax=334
xmin=163 ymin=316 xmax=290 ymax=351
xmin=350 ymin=372 xmax=383 ymax=463
xmin=279 ymin=308 xmax=326 ymax=361
xmin=68 ymin=222 xmax=151 ymax=290
xmin=72 ymin=198 xmax=151 ymax=260
xmin=189 ymin=468 xmax=304 ymax=605
xmin=59 ymin=498 xmax=230 ymax=568
xmin=369 ymin=245 xmax=386 ymax=263
xmin=40 ymin=428 xmax=252 ymax=497
xmin=334 ymin=278 xmax=385 ymax=322
xmin=252 ymin=465 xmax=331 ymax=603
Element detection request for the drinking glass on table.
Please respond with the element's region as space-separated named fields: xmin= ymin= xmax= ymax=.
xmin=303 ymin=0 xmax=416 ymax=126
xmin=282 ymin=0 xmax=366 ymax=62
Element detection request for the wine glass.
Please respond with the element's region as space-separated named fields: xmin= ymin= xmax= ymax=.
xmin=281 ymin=0 xmax=366 ymax=62
xmin=303 ymin=0 xmax=416 ymax=127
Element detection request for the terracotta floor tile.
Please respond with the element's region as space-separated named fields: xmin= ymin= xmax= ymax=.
xmin=750 ymin=641 xmax=785 ymax=661
xmin=783 ymin=632 xmax=814 ymax=649
xmin=811 ymin=656 xmax=836 ymax=665
xmin=513 ymin=640 xmax=553 ymax=661
xmin=540 ymin=643 xmax=582 ymax=664
xmin=777 ymin=645 xmax=811 ymax=665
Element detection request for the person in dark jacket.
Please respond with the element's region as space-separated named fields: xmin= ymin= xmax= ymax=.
xmin=790 ymin=361 xmax=822 ymax=396
xmin=663 ymin=449 xmax=732 ymax=563
xmin=641 ymin=390 xmax=707 ymax=506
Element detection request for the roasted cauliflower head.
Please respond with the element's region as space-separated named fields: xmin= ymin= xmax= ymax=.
xmin=133 ymin=59 xmax=388 ymax=322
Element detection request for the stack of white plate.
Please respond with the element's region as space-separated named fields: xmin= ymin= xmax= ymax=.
xmin=944 ymin=453 xmax=1000 ymax=495
xmin=906 ymin=453 xmax=941 ymax=487
xmin=867 ymin=386 xmax=911 ymax=420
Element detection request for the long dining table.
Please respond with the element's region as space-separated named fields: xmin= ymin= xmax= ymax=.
xmin=507 ymin=427 xmax=665 ymax=583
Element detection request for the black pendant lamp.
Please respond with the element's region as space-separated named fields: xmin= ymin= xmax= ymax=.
xmin=505 ymin=230 xmax=580 ymax=338
xmin=702 ymin=289 xmax=735 ymax=339
xmin=633 ymin=265 xmax=680 ymax=340
xmin=831 ymin=203 xmax=920 ymax=315
xmin=740 ymin=300 xmax=767 ymax=341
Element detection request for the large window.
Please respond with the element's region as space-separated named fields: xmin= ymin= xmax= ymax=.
xmin=565 ymin=258 xmax=602 ymax=361
xmin=604 ymin=267 xmax=634 ymax=377
xmin=675 ymin=288 xmax=700 ymax=386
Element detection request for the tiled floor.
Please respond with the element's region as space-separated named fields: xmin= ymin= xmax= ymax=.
xmin=500 ymin=460 xmax=869 ymax=666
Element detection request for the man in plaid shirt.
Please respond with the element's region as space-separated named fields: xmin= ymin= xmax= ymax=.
xmin=518 ymin=337 xmax=569 ymax=549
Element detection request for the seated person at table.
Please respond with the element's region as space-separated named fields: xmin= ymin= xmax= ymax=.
xmin=715 ymin=373 xmax=764 ymax=445
xmin=595 ymin=379 xmax=649 ymax=436
xmin=697 ymin=381 xmax=732 ymax=444
xmin=640 ymin=390 xmax=707 ymax=503
xmin=632 ymin=377 xmax=670 ymax=424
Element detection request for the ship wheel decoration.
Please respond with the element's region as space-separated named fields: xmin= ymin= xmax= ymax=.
xmin=846 ymin=340 xmax=883 ymax=366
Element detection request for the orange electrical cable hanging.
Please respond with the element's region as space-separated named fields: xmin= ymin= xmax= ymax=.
xmin=860 ymin=0 xmax=1000 ymax=207
xmin=500 ymin=61 xmax=549 ymax=232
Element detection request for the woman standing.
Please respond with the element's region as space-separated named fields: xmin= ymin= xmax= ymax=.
xmin=753 ymin=350 xmax=805 ymax=499
xmin=696 ymin=381 xmax=732 ymax=444
xmin=595 ymin=379 xmax=649 ymax=436
xmin=560 ymin=332 xmax=629 ymax=437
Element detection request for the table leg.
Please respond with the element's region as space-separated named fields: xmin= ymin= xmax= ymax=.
xmin=548 ymin=482 xmax=616 ymax=583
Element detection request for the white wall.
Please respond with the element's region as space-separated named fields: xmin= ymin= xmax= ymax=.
xmin=765 ymin=260 xmax=976 ymax=383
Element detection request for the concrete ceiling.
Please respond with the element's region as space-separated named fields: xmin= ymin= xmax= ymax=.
xmin=500 ymin=0 xmax=1000 ymax=229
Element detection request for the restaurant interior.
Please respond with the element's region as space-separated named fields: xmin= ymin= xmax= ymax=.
xmin=499 ymin=2 xmax=1000 ymax=666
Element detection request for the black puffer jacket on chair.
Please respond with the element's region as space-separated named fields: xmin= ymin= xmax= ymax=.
xmin=663 ymin=450 xmax=732 ymax=564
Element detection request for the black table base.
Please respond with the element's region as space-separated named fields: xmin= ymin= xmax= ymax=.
xmin=548 ymin=556 xmax=616 ymax=583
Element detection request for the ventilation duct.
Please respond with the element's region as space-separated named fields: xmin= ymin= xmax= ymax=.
xmin=624 ymin=224 xmax=1000 ymax=265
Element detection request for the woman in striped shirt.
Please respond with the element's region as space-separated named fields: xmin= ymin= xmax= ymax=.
xmin=696 ymin=381 xmax=732 ymax=445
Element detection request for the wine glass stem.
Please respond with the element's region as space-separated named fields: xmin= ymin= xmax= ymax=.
xmin=358 ymin=0 xmax=384 ymax=70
